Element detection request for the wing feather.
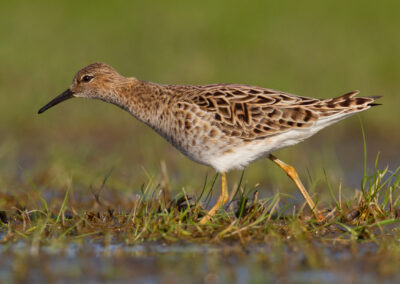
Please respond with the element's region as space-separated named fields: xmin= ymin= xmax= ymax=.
xmin=181 ymin=84 xmax=320 ymax=140
xmin=170 ymin=84 xmax=379 ymax=141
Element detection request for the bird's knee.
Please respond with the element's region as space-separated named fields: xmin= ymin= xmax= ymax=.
xmin=286 ymin=166 xmax=298 ymax=178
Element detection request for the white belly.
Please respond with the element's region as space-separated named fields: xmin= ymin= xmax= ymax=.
xmin=207 ymin=115 xmax=346 ymax=172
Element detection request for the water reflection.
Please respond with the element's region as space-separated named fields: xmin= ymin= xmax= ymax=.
xmin=0 ymin=241 xmax=398 ymax=283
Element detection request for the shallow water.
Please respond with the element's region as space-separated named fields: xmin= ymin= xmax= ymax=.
xmin=1 ymin=241 xmax=398 ymax=283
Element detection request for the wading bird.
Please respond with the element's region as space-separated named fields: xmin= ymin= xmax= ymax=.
xmin=38 ymin=63 xmax=380 ymax=223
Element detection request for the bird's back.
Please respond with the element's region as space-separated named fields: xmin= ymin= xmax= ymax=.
xmin=152 ymin=84 xmax=380 ymax=171
xmin=167 ymin=84 xmax=379 ymax=140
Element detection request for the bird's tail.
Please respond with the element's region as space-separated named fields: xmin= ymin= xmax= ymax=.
xmin=324 ymin=90 xmax=381 ymax=109
xmin=308 ymin=91 xmax=382 ymax=130
xmin=314 ymin=90 xmax=382 ymax=119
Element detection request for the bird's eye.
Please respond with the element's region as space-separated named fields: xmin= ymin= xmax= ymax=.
xmin=82 ymin=75 xmax=94 ymax=83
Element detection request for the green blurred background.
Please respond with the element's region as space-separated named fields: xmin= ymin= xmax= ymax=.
xmin=0 ymin=1 xmax=399 ymax=202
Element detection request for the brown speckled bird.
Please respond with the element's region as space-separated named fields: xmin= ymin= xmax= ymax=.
xmin=38 ymin=63 xmax=381 ymax=223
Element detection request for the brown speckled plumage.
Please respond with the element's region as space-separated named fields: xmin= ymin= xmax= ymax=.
xmin=39 ymin=62 xmax=380 ymax=172
xmin=38 ymin=62 xmax=381 ymax=221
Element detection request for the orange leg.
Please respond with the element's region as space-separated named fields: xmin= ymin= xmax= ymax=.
xmin=200 ymin=172 xmax=229 ymax=224
xmin=269 ymin=154 xmax=321 ymax=219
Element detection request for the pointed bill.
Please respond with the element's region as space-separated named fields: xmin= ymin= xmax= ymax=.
xmin=38 ymin=89 xmax=74 ymax=114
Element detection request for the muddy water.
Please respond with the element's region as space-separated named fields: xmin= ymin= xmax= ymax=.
xmin=0 ymin=241 xmax=398 ymax=283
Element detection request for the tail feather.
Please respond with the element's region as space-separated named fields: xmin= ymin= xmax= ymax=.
xmin=366 ymin=96 xmax=382 ymax=107
xmin=312 ymin=91 xmax=382 ymax=119
xmin=369 ymin=103 xmax=382 ymax=107
xmin=330 ymin=90 xmax=359 ymax=103
xmin=293 ymin=91 xmax=382 ymax=140
xmin=319 ymin=91 xmax=382 ymax=109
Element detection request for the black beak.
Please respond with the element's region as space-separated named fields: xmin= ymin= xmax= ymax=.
xmin=38 ymin=89 xmax=74 ymax=114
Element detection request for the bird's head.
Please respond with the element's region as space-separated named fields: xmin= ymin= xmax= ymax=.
xmin=38 ymin=62 xmax=126 ymax=114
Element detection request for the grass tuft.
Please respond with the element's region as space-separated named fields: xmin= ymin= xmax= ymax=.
xmin=0 ymin=160 xmax=399 ymax=247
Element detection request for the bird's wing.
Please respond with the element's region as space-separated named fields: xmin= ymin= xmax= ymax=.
xmin=181 ymin=84 xmax=322 ymax=140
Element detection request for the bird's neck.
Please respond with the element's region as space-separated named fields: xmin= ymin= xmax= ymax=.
xmin=112 ymin=78 xmax=172 ymax=130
